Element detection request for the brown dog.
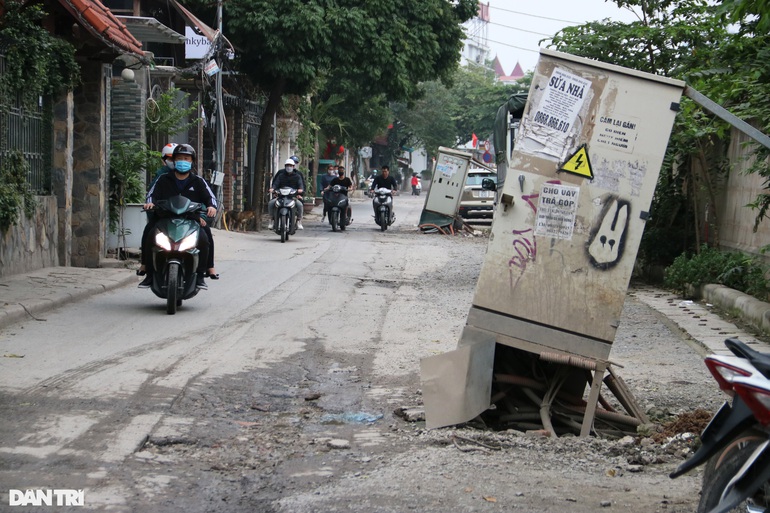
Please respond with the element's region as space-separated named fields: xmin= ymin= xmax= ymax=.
xmin=226 ymin=210 xmax=256 ymax=232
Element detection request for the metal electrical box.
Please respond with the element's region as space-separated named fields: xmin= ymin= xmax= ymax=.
xmin=470 ymin=49 xmax=685 ymax=360
xmin=422 ymin=147 xmax=473 ymax=218
xmin=422 ymin=49 xmax=686 ymax=430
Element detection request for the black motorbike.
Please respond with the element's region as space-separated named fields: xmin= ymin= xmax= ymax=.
xmin=323 ymin=184 xmax=351 ymax=232
xmin=273 ymin=187 xmax=298 ymax=243
xmin=371 ymin=187 xmax=395 ymax=232
xmin=146 ymin=195 xmax=206 ymax=315
xmin=670 ymin=338 xmax=770 ymax=513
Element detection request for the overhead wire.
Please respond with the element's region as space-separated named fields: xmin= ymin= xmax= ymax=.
xmin=486 ymin=21 xmax=553 ymax=38
xmin=486 ymin=5 xmax=581 ymax=26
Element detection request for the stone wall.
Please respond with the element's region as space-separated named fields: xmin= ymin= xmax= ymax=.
xmin=71 ymin=62 xmax=110 ymax=268
xmin=52 ymin=91 xmax=74 ymax=268
xmin=0 ymin=196 xmax=58 ymax=277
xmin=716 ymin=127 xmax=770 ymax=265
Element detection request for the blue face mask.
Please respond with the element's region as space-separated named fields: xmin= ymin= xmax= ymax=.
xmin=175 ymin=161 xmax=192 ymax=173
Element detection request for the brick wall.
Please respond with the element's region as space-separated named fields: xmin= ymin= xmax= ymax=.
xmin=111 ymin=78 xmax=143 ymax=142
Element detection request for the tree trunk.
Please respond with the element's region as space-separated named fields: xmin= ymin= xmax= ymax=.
xmin=312 ymin=136 xmax=320 ymax=198
xmin=690 ymin=166 xmax=702 ymax=251
xmin=250 ymin=78 xmax=286 ymax=222
xmin=696 ymin=141 xmax=720 ymax=248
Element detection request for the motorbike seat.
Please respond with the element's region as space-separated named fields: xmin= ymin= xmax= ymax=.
xmin=725 ymin=338 xmax=770 ymax=378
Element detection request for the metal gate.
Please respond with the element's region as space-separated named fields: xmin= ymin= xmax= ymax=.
xmin=0 ymin=54 xmax=52 ymax=194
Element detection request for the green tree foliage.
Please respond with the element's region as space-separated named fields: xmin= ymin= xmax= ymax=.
xmin=108 ymin=142 xmax=158 ymax=234
xmin=0 ymin=1 xmax=79 ymax=107
xmin=145 ymin=87 xmax=200 ymax=140
xmin=204 ymin=0 xmax=477 ymax=211
xmin=392 ymin=64 xmax=530 ymax=158
xmin=0 ymin=150 xmax=36 ymax=230
xmin=392 ymin=81 xmax=457 ymax=158
xmin=318 ymin=77 xmax=391 ymax=150
xmin=664 ymin=244 xmax=769 ymax=300
xmin=547 ymin=0 xmax=770 ymax=267
xmin=451 ymin=65 xmax=530 ymax=145
xmin=550 ymin=1 xmax=728 ymax=77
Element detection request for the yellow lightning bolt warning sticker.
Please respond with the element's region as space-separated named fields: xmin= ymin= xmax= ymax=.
xmin=559 ymin=144 xmax=593 ymax=179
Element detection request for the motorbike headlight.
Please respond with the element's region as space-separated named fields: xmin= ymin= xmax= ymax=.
xmin=178 ymin=231 xmax=199 ymax=252
xmin=287 ymin=200 xmax=296 ymax=208
xmin=154 ymin=232 xmax=172 ymax=251
xmin=385 ymin=196 xmax=392 ymax=204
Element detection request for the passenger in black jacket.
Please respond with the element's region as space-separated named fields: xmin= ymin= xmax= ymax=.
xmin=139 ymin=144 xmax=217 ymax=290
xmin=268 ymin=158 xmax=305 ymax=230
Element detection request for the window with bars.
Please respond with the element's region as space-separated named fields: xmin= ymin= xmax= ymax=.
xmin=0 ymin=54 xmax=53 ymax=194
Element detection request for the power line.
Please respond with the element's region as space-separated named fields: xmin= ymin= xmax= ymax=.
xmin=485 ymin=37 xmax=542 ymax=54
xmin=487 ymin=20 xmax=553 ymax=38
xmin=487 ymin=5 xmax=580 ymax=26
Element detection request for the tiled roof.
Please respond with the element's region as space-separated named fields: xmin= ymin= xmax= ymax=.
xmin=492 ymin=55 xmax=505 ymax=77
xmin=58 ymin=0 xmax=144 ymax=57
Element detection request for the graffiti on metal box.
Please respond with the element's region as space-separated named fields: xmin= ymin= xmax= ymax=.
xmin=587 ymin=195 xmax=630 ymax=269
xmin=508 ymin=181 xmax=563 ymax=287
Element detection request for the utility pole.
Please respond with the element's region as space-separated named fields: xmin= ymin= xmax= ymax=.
xmin=214 ymin=0 xmax=225 ymax=221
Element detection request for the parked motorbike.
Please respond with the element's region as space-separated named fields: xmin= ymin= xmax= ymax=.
xmin=371 ymin=187 xmax=395 ymax=232
xmin=323 ymin=184 xmax=351 ymax=232
xmin=670 ymin=338 xmax=770 ymax=513
xmin=146 ymin=195 xmax=206 ymax=315
xmin=272 ymin=187 xmax=299 ymax=243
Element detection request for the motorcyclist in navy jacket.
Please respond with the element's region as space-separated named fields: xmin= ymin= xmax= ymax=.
xmin=140 ymin=144 xmax=217 ymax=290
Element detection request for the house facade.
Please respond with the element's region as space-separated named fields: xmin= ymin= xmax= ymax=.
xmin=1 ymin=0 xmax=146 ymax=276
xmin=1 ymin=0 xmax=270 ymax=277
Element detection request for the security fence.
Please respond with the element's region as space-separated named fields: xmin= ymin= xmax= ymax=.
xmin=0 ymin=54 xmax=53 ymax=194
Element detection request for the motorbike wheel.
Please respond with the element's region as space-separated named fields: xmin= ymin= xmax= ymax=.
xmin=379 ymin=211 xmax=387 ymax=231
xmin=166 ymin=262 xmax=180 ymax=315
xmin=280 ymin=214 xmax=287 ymax=243
xmin=697 ymin=430 xmax=768 ymax=513
xmin=331 ymin=210 xmax=338 ymax=232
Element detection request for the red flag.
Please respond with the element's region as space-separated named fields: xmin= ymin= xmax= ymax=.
xmin=472 ymin=133 xmax=478 ymax=148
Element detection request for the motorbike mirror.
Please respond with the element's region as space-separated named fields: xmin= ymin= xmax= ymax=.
xmin=481 ymin=178 xmax=497 ymax=191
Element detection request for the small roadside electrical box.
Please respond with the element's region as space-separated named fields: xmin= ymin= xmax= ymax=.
xmin=422 ymin=146 xmax=473 ymax=219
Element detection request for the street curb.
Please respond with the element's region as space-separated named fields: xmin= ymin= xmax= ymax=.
xmin=0 ymin=272 xmax=136 ymax=331
xmin=700 ymin=283 xmax=770 ymax=335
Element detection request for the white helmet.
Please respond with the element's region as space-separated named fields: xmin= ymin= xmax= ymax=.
xmin=161 ymin=143 xmax=178 ymax=159
xmin=285 ymin=158 xmax=296 ymax=166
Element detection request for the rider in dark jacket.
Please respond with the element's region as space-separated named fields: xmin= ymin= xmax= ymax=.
xmin=140 ymin=144 xmax=217 ymax=290
xmin=268 ymin=158 xmax=305 ymax=229
xmin=369 ymin=165 xmax=398 ymax=216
